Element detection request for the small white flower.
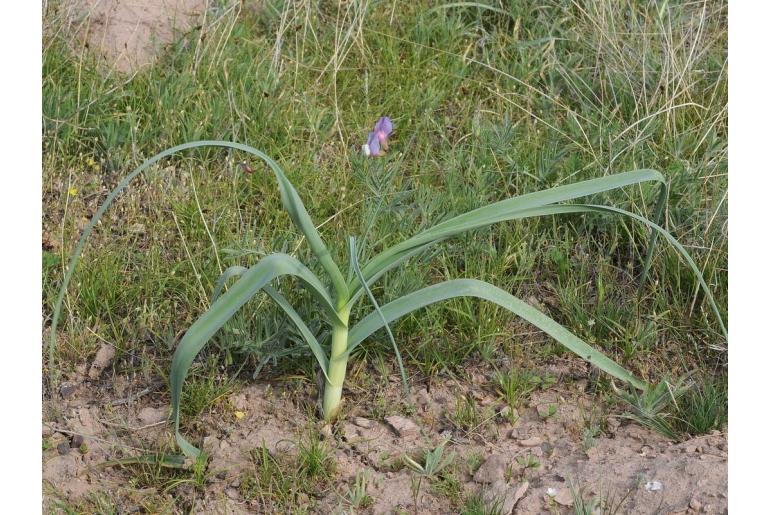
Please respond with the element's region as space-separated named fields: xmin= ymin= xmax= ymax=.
xmin=546 ymin=487 xmax=557 ymax=497
xmin=362 ymin=143 xmax=371 ymax=156
xmin=644 ymin=480 xmax=663 ymax=492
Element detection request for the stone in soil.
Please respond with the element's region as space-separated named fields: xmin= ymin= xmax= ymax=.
xmin=60 ymin=383 xmax=78 ymax=399
xmin=474 ymin=454 xmax=517 ymax=483
xmin=519 ymin=436 xmax=543 ymax=447
xmin=483 ymin=480 xmax=529 ymax=514
xmin=69 ymin=434 xmax=84 ymax=448
xmin=137 ymin=406 xmax=168 ymax=425
xmin=384 ymin=415 xmax=419 ymax=437
xmin=88 ymin=344 xmax=116 ymax=380
xmin=553 ymin=487 xmax=574 ymax=506
xmin=71 ymin=407 xmax=103 ymax=436
xmin=342 ymin=423 xmax=360 ymax=442
xmin=352 ymin=416 xmax=373 ymax=429
xmin=690 ymin=497 xmax=703 ymax=512
xmin=202 ymin=435 xmax=221 ymax=455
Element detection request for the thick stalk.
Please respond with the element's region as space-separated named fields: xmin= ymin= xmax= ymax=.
xmin=322 ymin=308 xmax=350 ymax=421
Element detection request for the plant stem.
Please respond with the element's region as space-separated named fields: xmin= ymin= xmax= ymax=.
xmin=323 ymin=308 xmax=350 ymax=421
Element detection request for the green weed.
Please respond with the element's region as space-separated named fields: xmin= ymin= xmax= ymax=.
xmin=673 ymin=378 xmax=728 ymax=436
xmin=460 ymin=492 xmax=503 ymax=515
xmin=296 ymin=430 xmax=336 ymax=480
xmin=342 ymin=469 xmax=374 ymax=510
xmin=494 ymin=368 xmax=554 ymax=422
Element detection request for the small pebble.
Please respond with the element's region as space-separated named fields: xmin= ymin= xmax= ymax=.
xmin=60 ymin=384 xmax=77 ymax=399
xmin=57 ymin=442 xmax=71 ymax=455
xmin=70 ymin=434 xmax=84 ymax=448
xmin=88 ymin=344 xmax=116 ymax=380
xmin=384 ymin=415 xmax=419 ymax=437
xmin=520 ymin=436 xmax=543 ymax=447
xmin=554 ymin=488 xmax=574 ymax=506
xmin=352 ymin=417 xmax=373 ymax=429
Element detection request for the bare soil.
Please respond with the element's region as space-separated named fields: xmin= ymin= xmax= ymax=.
xmin=65 ymin=0 xmax=206 ymax=72
xmin=42 ymin=352 xmax=727 ymax=514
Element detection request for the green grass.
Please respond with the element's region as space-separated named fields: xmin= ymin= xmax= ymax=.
xmin=432 ymin=465 xmax=464 ymax=507
xmin=448 ymin=393 xmax=494 ymax=436
xmin=240 ymin=446 xmax=311 ymax=511
xmin=179 ymin=362 xmax=239 ymax=420
xmin=238 ymin=431 xmax=335 ymax=512
xmin=43 ymin=0 xmax=727 ymax=442
xmin=674 ymin=377 xmax=728 ymax=436
xmin=618 ymin=372 xmax=726 ymax=440
xmin=460 ymin=492 xmax=503 ymax=515
xmin=494 ymin=368 xmax=554 ymax=420
xmin=295 ymin=430 xmax=336 ymax=480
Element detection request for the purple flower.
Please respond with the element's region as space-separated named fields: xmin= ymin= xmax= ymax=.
xmin=363 ymin=116 xmax=393 ymax=157
xmin=374 ymin=116 xmax=393 ymax=141
xmin=364 ymin=131 xmax=381 ymax=157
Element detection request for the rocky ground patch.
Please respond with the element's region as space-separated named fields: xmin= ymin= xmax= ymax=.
xmin=43 ymin=347 xmax=727 ymax=514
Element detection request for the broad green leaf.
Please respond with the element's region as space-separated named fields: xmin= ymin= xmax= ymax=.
xmin=262 ymin=284 xmax=331 ymax=383
xmin=49 ymin=140 xmax=346 ymax=383
xmin=350 ymin=170 xmax=666 ymax=300
xmin=211 ymin=265 xmax=333 ymax=383
xmin=348 ymin=237 xmax=410 ymax=395
xmin=346 ymin=279 xmax=648 ymax=391
xmin=518 ymin=203 xmax=726 ymax=338
xmin=213 ymin=264 xmax=342 ymax=325
xmin=345 ymin=240 xmax=445 ymax=308
xmin=170 ymin=253 xmax=330 ymax=458
xmin=211 ymin=265 xmax=249 ymax=303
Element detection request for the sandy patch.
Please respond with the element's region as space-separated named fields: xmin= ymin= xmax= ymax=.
xmin=67 ymin=0 xmax=207 ymax=72
xmin=43 ymin=364 xmax=727 ymax=513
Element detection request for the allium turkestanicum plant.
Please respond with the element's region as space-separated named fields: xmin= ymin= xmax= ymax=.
xmin=49 ymin=133 xmax=726 ymax=460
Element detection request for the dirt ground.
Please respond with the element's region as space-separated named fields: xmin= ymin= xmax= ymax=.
xmin=64 ymin=0 xmax=207 ymax=72
xmin=42 ymin=349 xmax=727 ymax=514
